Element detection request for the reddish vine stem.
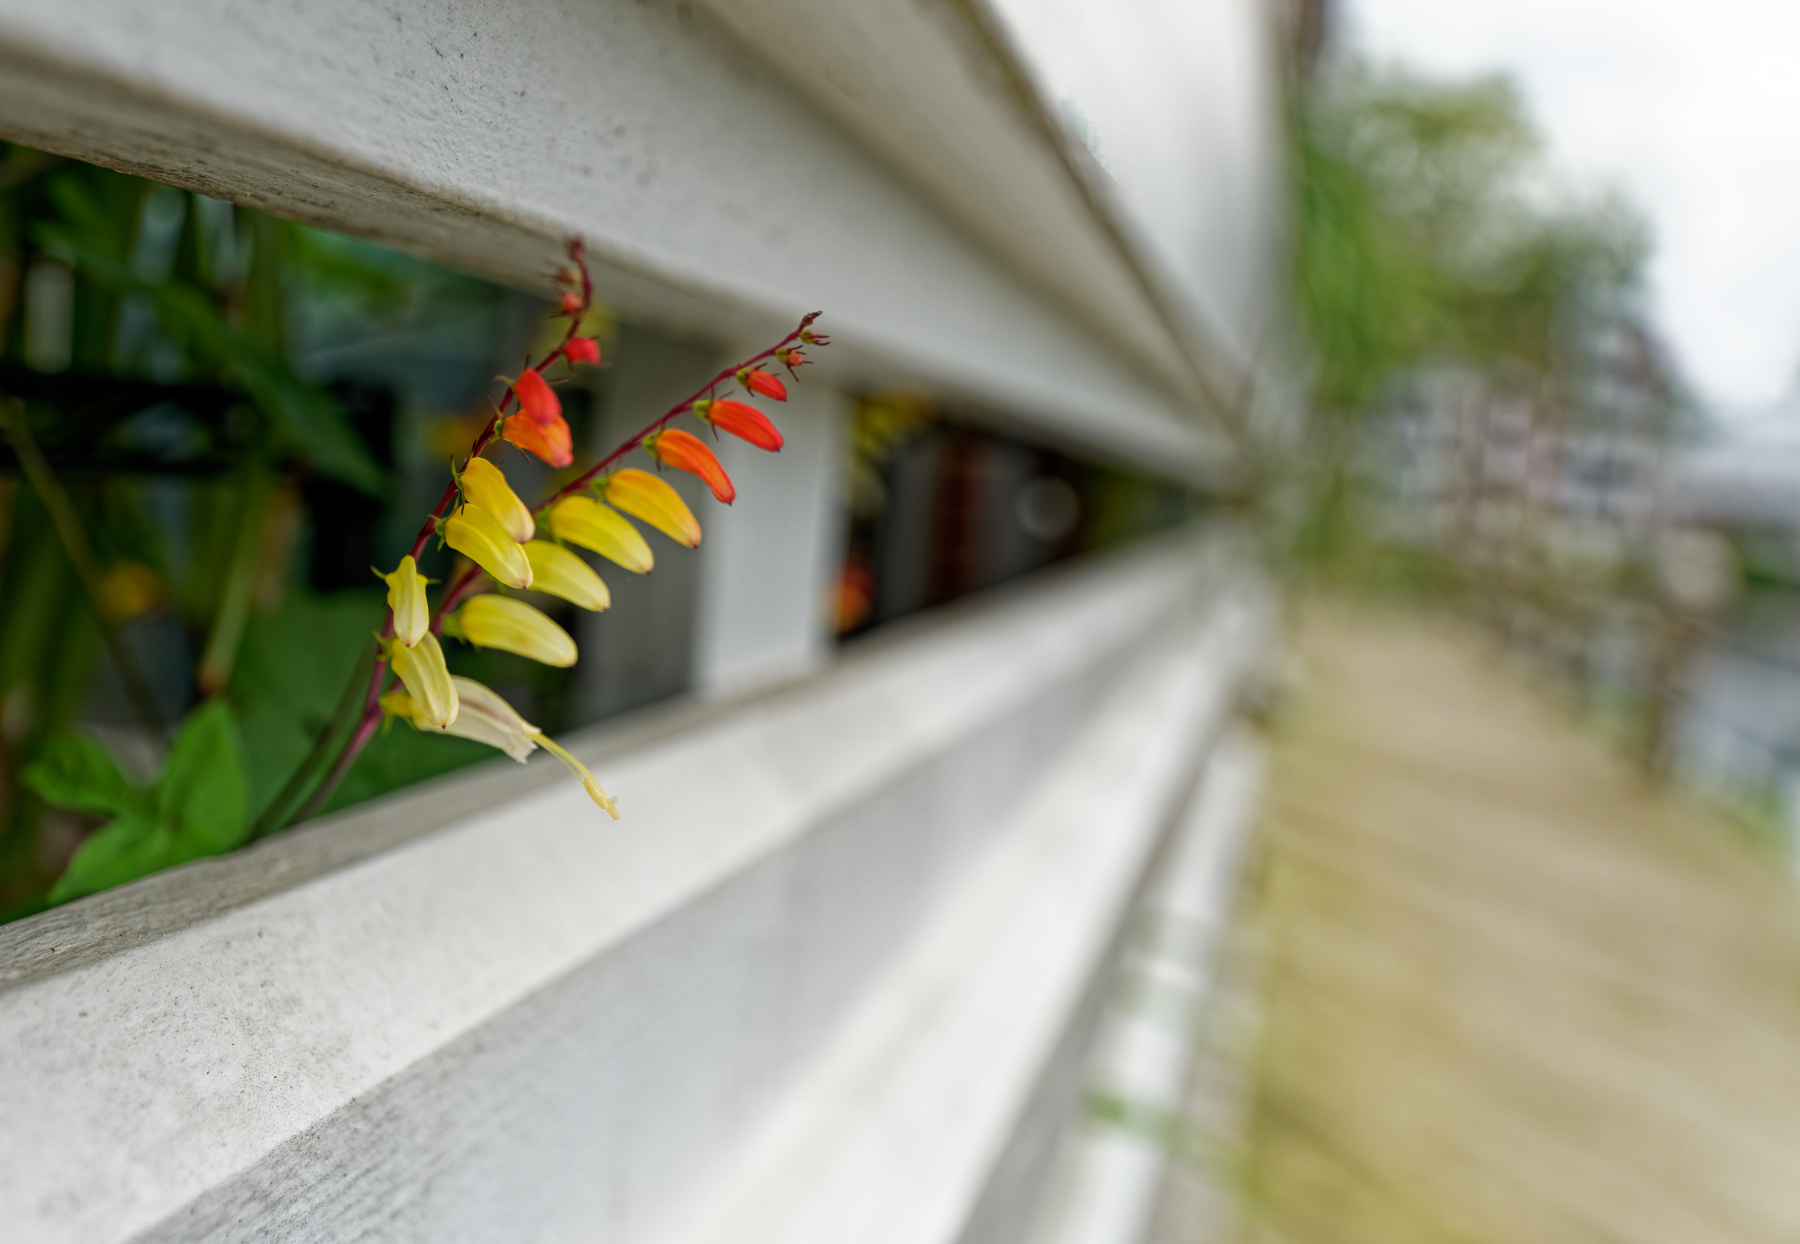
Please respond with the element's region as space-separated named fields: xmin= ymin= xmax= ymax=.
xmin=287 ymin=236 xmax=819 ymax=827
xmin=291 ymin=243 xmax=594 ymax=824
xmin=532 ymin=311 xmax=820 ymax=516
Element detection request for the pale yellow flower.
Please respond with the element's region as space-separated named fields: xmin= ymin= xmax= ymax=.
xmin=446 ymin=595 xmax=577 ymax=667
xmin=95 ymin=561 xmax=164 ymax=621
xmin=534 ymin=733 xmax=620 ymax=819
xmin=386 ymin=631 xmax=458 ymax=728
xmin=444 ymin=503 xmax=533 ymax=589
xmin=382 ymin=675 xmax=619 ymax=818
xmin=523 ymin=541 xmax=610 ymax=611
xmin=383 ymin=554 xmax=431 ymax=647
xmin=383 ymin=675 xmax=538 ymax=762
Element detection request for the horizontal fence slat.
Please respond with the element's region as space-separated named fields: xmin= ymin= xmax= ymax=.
xmin=0 ymin=534 xmax=1266 ymax=1244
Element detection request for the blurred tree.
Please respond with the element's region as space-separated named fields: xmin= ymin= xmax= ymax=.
xmin=1285 ymin=65 xmax=1649 ymax=572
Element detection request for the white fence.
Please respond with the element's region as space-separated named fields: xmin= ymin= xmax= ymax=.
xmin=1 ymin=534 xmax=1269 ymax=1242
xmin=0 ymin=0 xmax=1283 ymax=1237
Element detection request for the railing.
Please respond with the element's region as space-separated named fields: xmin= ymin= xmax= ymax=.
xmin=0 ymin=530 xmax=1270 ymax=1243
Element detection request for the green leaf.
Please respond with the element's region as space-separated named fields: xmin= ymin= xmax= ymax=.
xmin=40 ymin=702 xmax=254 ymax=905
xmin=49 ymin=817 xmax=185 ymax=905
xmin=154 ymin=699 xmax=250 ymax=853
xmin=21 ymin=733 xmax=154 ymax=821
xmin=232 ymin=590 xmax=493 ymax=822
xmin=31 ymin=224 xmax=386 ymax=494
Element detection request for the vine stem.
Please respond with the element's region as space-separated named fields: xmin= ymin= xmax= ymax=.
xmin=428 ymin=311 xmax=823 ymax=628
xmin=0 ymin=395 xmax=168 ymax=742
xmin=531 ymin=311 xmax=819 ymax=516
xmin=282 ymin=233 xmax=821 ymax=828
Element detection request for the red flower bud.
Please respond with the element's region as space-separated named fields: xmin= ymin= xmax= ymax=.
xmin=512 ymin=368 xmax=562 ymax=426
xmin=800 ymin=329 xmax=830 ymax=346
xmin=700 ymin=398 xmax=783 ymax=452
xmin=503 ymin=411 xmax=574 ymax=467
xmin=775 ymin=347 xmax=809 ymax=378
xmin=736 ymin=367 xmax=787 ymax=402
xmin=565 ymin=337 xmax=601 ymax=365
xmin=645 ymin=428 xmax=735 ymax=503
xmin=560 ymin=291 xmax=583 ymax=314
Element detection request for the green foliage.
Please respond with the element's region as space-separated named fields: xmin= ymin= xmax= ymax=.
xmin=25 ymin=699 xmax=249 ymax=904
xmin=1291 ymin=113 xmax=1433 ymax=415
xmin=1295 ymin=67 xmax=1645 ymax=418
xmin=0 ymin=146 xmax=415 ymax=917
xmin=21 ymin=731 xmax=154 ymax=822
xmin=231 ymin=590 xmax=490 ymax=825
xmin=29 ymin=171 xmax=384 ymax=492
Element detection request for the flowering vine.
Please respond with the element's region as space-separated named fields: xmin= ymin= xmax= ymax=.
xmin=290 ymin=238 xmax=829 ymax=824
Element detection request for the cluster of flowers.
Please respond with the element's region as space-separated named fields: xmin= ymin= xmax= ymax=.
xmin=306 ymin=238 xmax=827 ymax=823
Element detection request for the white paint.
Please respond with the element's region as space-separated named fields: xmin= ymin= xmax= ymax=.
xmin=693 ymin=0 xmax=1256 ymax=417
xmin=985 ymin=0 xmax=1288 ymax=365
xmin=0 ymin=534 xmax=1268 ymax=1244
xmin=693 ymin=382 xmax=847 ymax=696
xmin=668 ymin=593 xmax=1267 ymax=1244
xmin=1027 ymin=725 xmax=1266 ymax=1244
xmin=0 ymin=0 xmax=1250 ymax=473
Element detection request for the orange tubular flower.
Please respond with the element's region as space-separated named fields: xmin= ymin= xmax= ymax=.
xmin=513 ymin=368 xmax=561 ymax=425
xmin=503 ymin=410 xmax=573 ymax=468
xmin=564 ymin=338 xmax=601 ymax=365
xmin=504 ymin=368 xmax=574 ymax=467
xmin=698 ymin=398 xmax=783 ymax=452
xmin=736 ymin=367 xmax=787 ymax=401
xmin=645 ymin=428 xmax=735 ymax=503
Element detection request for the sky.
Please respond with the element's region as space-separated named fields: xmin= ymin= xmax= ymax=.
xmin=1344 ymin=0 xmax=1800 ymax=424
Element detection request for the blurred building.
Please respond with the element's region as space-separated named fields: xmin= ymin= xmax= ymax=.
xmin=1372 ymin=307 xmax=1686 ymax=716
xmin=1660 ymin=403 xmax=1800 ymax=855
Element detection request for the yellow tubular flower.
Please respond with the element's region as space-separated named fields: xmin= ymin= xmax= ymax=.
xmin=523 ymin=540 xmax=611 ymax=611
xmin=531 ymin=732 xmax=620 ymax=819
xmin=384 ymin=677 xmax=541 ymax=762
xmin=459 ymin=456 xmax=535 ymax=544
xmin=384 ymin=678 xmax=618 ymax=819
xmin=384 ymin=554 xmax=431 ymax=647
xmin=548 ymin=496 xmax=654 ymax=575
xmin=387 ymin=631 xmax=458 ymax=728
xmin=445 ymin=503 xmax=533 ymax=589
xmin=447 ymin=595 xmax=577 ymax=667
xmin=604 ymin=468 xmax=701 ymax=548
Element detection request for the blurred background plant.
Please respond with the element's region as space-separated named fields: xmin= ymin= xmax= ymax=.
xmin=0 ymin=144 xmax=591 ymax=920
xmin=1286 ymin=63 xmax=1665 ymax=576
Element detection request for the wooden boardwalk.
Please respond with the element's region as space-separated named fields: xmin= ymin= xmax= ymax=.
xmin=1236 ymin=605 xmax=1800 ymax=1244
